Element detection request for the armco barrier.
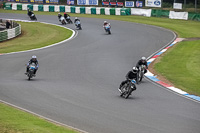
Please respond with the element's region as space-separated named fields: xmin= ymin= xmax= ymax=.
xmin=4 ymin=3 xmax=200 ymax=21
xmin=0 ymin=20 xmax=21 ymax=42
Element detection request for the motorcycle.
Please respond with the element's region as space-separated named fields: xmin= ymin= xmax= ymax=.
xmin=75 ymin=20 xmax=82 ymax=30
xmin=59 ymin=16 xmax=67 ymax=25
xmin=65 ymin=16 xmax=73 ymax=24
xmin=119 ymin=79 xmax=136 ymax=99
xmin=138 ymin=65 xmax=146 ymax=82
xmin=27 ymin=63 xmax=36 ymax=80
xmin=104 ymin=24 xmax=111 ymax=34
xmin=30 ymin=13 xmax=37 ymax=21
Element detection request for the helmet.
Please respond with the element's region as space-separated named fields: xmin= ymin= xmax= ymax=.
xmin=104 ymin=21 xmax=107 ymax=23
xmin=141 ymin=57 xmax=146 ymax=60
xmin=64 ymin=12 xmax=66 ymax=14
xmin=75 ymin=17 xmax=78 ymax=19
xmin=132 ymin=67 xmax=138 ymax=73
xmin=58 ymin=13 xmax=60 ymax=15
xmin=32 ymin=55 xmax=37 ymax=59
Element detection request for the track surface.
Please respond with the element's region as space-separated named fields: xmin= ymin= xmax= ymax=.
xmin=0 ymin=13 xmax=200 ymax=133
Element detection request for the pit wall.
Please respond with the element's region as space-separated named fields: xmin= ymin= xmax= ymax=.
xmin=4 ymin=3 xmax=200 ymax=21
xmin=0 ymin=20 xmax=21 ymax=42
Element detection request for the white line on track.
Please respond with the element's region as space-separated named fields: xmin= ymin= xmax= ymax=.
xmin=0 ymin=18 xmax=77 ymax=56
xmin=0 ymin=19 xmax=89 ymax=133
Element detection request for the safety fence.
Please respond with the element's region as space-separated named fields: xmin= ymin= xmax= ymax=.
xmin=4 ymin=3 xmax=200 ymax=21
xmin=0 ymin=20 xmax=21 ymax=42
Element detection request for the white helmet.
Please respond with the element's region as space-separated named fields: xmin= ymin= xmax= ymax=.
xmin=142 ymin=57 xmax=146 ymax=60
xmin=132 ymin=67 xmax=138 ymax=73
xmin=75 ymin=17 xmax=78 ymax=19
xmin=32 ymin=55 xmax=37 ymax=59
xmin=104 ymin=21 xmax=107 ymax=23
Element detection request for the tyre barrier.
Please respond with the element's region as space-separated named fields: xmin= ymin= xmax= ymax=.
xmin=0 ymin=19 xmax=21 ymax=42
xmin=4 ymin=3 xmax=200 ymax=21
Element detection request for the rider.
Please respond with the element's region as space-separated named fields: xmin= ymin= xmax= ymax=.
xmin=25 ymin=55 xmax=39 ymax=75
xmin=58 ymin=13 xmax=62 ymax=20
xmin=74 ymin=17 xmax=80 ymax=24
xmin=64 ymin=12 xmax=70 ymax=19
xmin=136 ymin=57 xmax=148 ymax=74
xmin=27 ymin=8 xmax=33 ymax=17
xmin=118 ymin=67 xmax=138 ymax=92
xmin=103 ymin=21 xmax=111 ymax=30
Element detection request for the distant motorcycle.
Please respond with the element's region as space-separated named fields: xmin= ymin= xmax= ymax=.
xmin=27 ymin=63 xmax=36 ymax=80
xmin=59 ymin=16 xmax=67 ymax=25
xmin=65 ymin=16 xmax=73 ymax=24
xmin=104 ymin=24 xmax=111 ymax=34
xmin=119 ymin=79 xmax=136 ymax=99
xmin=30 ymin=13 xmax=37 ymax=21
xmin=138 ymin=65 xmax=146 ymax=82
xmin=75 ymin=20 xmax=82 ymax=30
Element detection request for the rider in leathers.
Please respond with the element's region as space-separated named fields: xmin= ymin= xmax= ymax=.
xmin=25 ymin=55 xmax=39 ymax=75
xmin=119 ymin=67 xmax=138 ymax=92
xmin=136 ymin=57 xmax=148 ymax=74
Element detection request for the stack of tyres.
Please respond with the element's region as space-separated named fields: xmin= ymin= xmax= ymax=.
xmin=71 ymin=6 xmax=75 ymax=13
xmin=49 ymin=5 xmax=55 ymax=12
xmin=27 ymin=4 xmax=33 ymax=11
xmin=80 ymin=7 xmax=85 ymax=14
xmin=91 ymin=7 xmax=96 ymax=14
xmin=4 ymin=3 xmax=12 ymax=10
xmin=0 ymin=31 xmax=8 ymax=42
xmin=38 ymin=5 xmax=43 ymax=11
xmin=60 ymin=6 xmax=65 ymax=12
xmin=100 ymin=8 xmax=105 ymax=15
xmin=17 ymin=4 xmax=22 ymax=10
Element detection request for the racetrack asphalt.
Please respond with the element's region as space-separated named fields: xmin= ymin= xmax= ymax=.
xmin=0 ymin=13 xmax=200 ymax=133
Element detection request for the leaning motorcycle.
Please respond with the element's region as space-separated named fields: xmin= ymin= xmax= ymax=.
xmin=27 ymin=63 xmax=36 ymax=80
xmin=119 ymin=79 xmax=136 ymax=99
xmin=65 ymin=16 xmax=73 ymax=24
xmin=59 ymin=16 xmax=67 ymax=25
xmin=30 ymin=13 xmax=37 ymax=21
xmin=104 ymin=25 xmax=111 ymax=34
xmin=75 ymin=20 xmax=82 ymax=30
xmin=138 ymin=65 xmax=146 ymax=82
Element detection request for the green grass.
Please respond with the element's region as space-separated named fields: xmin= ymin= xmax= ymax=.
xmin=1 ymin=9 xmax=200 ymax=38
xmin=0 ymin=21 xmax=72 ymax=53
xmin=0 ymin=103 xmax=78 ymax=133
xmin=0 ymin=8 xmax=200 ymax=132
xmin=154 ymin=40 xmax=200 ymax=96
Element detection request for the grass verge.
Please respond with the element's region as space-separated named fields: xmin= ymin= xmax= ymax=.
xmin=0 ymin=21 xmax=73 ymax=53
xmin=0 ymin=102 xmax=78 ymax=133
xmin=0 ymin=8 xmax=199 ymax=132
xmin=154 ymin=40 xmax=200 ymax=96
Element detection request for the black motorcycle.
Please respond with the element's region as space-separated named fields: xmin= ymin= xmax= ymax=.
xmin=27 ymin=63 xmax=36 ymax=80
xmin=119 ymin=79 xmax=136 ymax=99
xmin=30 ymin=13 xmax=37 ymax=21
xmin=65 ymin=16 xmax=73 ymax=24
xmin=59 ymin=16 xmax=67 ymax=25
